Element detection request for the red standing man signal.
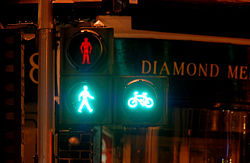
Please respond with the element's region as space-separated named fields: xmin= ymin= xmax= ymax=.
xmin=80 ymin=37 xmax=92 ymax=64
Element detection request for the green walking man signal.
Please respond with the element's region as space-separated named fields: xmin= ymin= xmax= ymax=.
xmin=78 ymin=85 xmax=94 ymax=113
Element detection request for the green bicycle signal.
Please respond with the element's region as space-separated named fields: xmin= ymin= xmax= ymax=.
xmin=128 ymin=91 xmax=154 ymax=109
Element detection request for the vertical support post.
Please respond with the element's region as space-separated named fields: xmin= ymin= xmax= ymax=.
xmin=38 ymin=0 xmax=53 ymax=163
xmin=93 ymin=126 xmax=102 ymax=163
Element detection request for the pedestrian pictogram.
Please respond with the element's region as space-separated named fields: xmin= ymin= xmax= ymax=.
xmin=80 ymin=37 xmax=92 ymax=64
xmin=128 ymin=91 xmax=154 ymax=109
xmin=78 ymin=85 xmax=95 ymax=113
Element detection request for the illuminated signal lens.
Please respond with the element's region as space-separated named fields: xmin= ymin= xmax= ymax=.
xmin=125 ymin=79 xmax=156 ymax=111
xmin=78 ymin=85 xmax=95 ymax=113
xmin=128 ymin=91 xmax=154 ymax=109
xmin=114 ymin=77 xmax=167 ymax=125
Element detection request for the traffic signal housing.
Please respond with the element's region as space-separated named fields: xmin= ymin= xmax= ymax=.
xmin=58 ymin=25 xmax=113 ymax=127
xmin=60 ymin=26 xmax=113 ymax=74
xmin=60 ymin=76 xmax=112 ymax=126
xmin=114 ymin=77 xmax=167 ymax=126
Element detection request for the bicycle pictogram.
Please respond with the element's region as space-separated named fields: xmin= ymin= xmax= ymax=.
xmin=128 ymin=91 xmax=154 ymax=108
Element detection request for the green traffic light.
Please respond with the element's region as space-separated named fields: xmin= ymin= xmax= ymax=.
xmin=78 ymin=85 xmax=94 ymax=113
xmin=128 ymin=91 xmax=154 ymax=109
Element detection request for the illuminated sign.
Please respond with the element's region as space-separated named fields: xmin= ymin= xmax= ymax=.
xmin=60 ymin=77 xmax=112 ymax=125
xmin=67 ymin=30 xmax=103 ymax=71
xmin=113 ymin=77 xmax=167 ymax=125
xmin=80 ymin=37 xmax=92 ymax=64
xmin=128 ymin=91 xmax=154 ymax=108
xmin=59 ymin=27 xmax=113 ymax=125
xmin=78 ymin=85 xmax=94 ymax=113
xmin=142 ymin=60 xmax=249 ymax=80
xmin=123 ymin=79 xmax=157 ymax=111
